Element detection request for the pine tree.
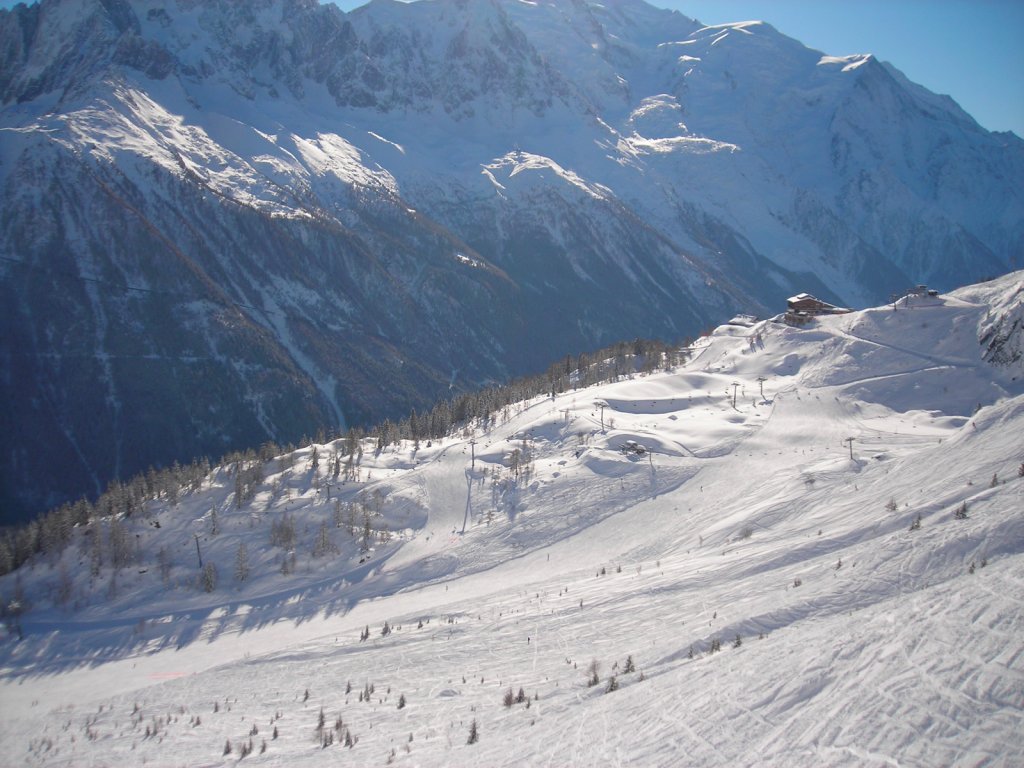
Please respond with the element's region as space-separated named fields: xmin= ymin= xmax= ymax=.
xmin=157 ymin=546 xmax=172 ymax=585
xmin=313 ymin=522 xmax=335 ymax=557
xmin=235 ymin=542 xmax=250 ymax=582
xmin=200 ymin=562 xmax=218 ymax=592
xmin=467 ymin=719 xmax=478 ymax=745
xmin=55 ymin=562 xmax=73 ymax=607
xmin=361 ymin=511 xmax=373 ymax=554
xmin=108 ymin=516 xmax=133 ymax=569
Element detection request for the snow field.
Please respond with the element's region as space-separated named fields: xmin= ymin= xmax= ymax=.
xmin=2 ymin=275 xmax=1023 ymax=766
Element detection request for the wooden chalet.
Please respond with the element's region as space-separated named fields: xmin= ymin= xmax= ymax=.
xmin=783 ymin=293 xmax=850 ymax=326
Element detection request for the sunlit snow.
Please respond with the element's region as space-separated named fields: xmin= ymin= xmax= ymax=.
xmin=2 ymin=274 xmax=1021 ymax=766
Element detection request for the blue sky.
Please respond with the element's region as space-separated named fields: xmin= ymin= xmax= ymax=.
xmin=2 ymin=0 xmax=1020 ymax=136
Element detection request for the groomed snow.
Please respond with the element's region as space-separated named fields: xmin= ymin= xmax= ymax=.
xmin=1 ymin=274 xmax=1022 ymax=766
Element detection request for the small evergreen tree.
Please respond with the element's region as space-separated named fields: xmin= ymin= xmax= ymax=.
xmin=235 ymin=542 xmax=250 ymax=582
xmin=200 ymin=562 xmax=218 ymax=592
xmin=467 ymin=719 xmax=478 ymax=745
xmin=313 ymin=522 xmax=336 ymax=557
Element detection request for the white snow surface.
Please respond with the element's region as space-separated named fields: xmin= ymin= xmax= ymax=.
xmin=1 ymin=273 xmax=1023 ymax=766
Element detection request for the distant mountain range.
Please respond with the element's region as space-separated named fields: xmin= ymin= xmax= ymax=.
xmin=2 ymin=0 xmax=1022 ymax=523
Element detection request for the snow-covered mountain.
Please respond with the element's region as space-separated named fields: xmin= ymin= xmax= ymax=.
xmin=1 ymin=273 xmax=1022 ymax=765
xmin=2 ymin=0 xmax=1022 ymax=522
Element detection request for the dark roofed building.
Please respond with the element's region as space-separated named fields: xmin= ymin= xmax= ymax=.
xmin=787 ymin=293 xmax=834 ymax=313
xmin=783 ymin=292 xmax=850 ymax=326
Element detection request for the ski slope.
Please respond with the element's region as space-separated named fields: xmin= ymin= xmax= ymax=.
xmin=1 ymin=273 xmax=1022 ymax=766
